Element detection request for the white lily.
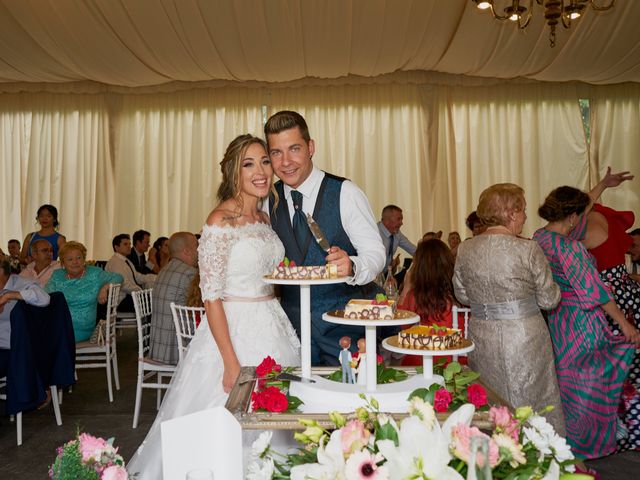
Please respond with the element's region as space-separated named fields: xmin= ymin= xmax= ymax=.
xmin=377 ymin=414 xmax=464 ymax=479
xmin=290 ymin=429 xmax=346 ymax=480
xmin=246 ymin=457 xmax=275 ymax=480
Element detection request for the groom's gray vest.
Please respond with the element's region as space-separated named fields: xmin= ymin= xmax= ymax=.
xmin=269 ymin=173 xmax=366 ymax=365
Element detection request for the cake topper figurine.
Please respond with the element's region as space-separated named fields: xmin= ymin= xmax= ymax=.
xmin=355 ymin=337 xmax=367 ymax=385
xmin=338 ymin=336 xmax=355 ymax=384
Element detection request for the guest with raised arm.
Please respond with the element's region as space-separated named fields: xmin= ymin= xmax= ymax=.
xmin=377 ymin=205 xmax=417 ymax=270
xmin=20 ymin=204 xmax=66 ymax=263
xmin=533 ymin=170 xmax=640 ymax=461
xmin=265 ymin=111 xmax=385 ymax=365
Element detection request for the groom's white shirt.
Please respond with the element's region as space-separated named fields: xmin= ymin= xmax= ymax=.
xmin=266 ymin=166 xmax=385 ymax=286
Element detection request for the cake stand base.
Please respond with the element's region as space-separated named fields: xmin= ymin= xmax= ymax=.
xmin=288 ymin=373 xmax=444 ymax=413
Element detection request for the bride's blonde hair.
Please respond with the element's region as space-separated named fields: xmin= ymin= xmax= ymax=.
xmin=216 ymin=134 xmax=278 ymax=211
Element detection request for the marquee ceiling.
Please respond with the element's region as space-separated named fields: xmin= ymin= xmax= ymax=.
xmin=0 ymin=0 xmax=638 ymax=88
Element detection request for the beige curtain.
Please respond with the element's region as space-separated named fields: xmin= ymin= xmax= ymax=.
xmin=2 ymin=80 xmax=639 ymax=259
xmin=0 ymin=93 xmax=114 ymax=257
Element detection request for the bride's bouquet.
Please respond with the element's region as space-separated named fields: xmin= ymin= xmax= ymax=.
xmin=247 ymin=395 xmax=577 ymax=480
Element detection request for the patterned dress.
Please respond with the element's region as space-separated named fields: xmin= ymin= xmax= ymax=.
xmin=534 ymin=223 xmax=635 ymax=459
xmin=588 ymin=204 xmax=640 ymax=451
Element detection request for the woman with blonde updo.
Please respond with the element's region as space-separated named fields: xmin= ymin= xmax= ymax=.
xmin=534 ymin=179 xmax=640 ymax=460
xmin=45 ymin=241 xmax=122 ymax=342
xmin=453 ymin=183 xmax=565 ymax=433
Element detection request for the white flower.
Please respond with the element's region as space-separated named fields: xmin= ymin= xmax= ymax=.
xmin=251 ymin=431 xmax=273 ymax=460
xmin=540 ymin=459 xmax=560 ymax=480
xmin=290 ymin=429 xmax=346 ymax=480
xmin=492 ymin=433 xmax=526 ymax=468
xmin=344 ymin=450 xmax=389 ymax=480
xmin=407 ymin=397 xmax=435 ymax=429
xmin=246 ymin=457 xmax=275 ymax=480
xmin=377 ymin=414 xmax=464 ymax=480
xmin=549 ymin=433 xmax=574 ymax=465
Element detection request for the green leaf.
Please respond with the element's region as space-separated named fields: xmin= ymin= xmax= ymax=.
xmin=375 ymin=423 xmax=399 ymax=445
xmin=407 ymin=388 xmax=430 ymax=402
xmin=443 ymin=361 xmax=462 ymax=381
xmin=324 ymin=370 xmax=343 ymax=382
xmin=286 ymin=395 xmax=304 ymax=411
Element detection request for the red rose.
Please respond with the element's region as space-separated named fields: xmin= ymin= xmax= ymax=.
xmin=467 ymin=384 xmax=487 ymax=408
xmin=261 ymin=386 xmax=289 ymax=412
xmin=434 ymin=388 xmax=453 ymax=413
xmin=376 ymin=354 xmax=383 ymax=365
xmin=251 ymin=390 xmax=265 ymax=410
xmin=256 ymin=356 xmax=280 ymax=377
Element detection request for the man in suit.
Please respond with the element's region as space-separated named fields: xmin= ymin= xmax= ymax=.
xmin=106 ymin=234 xmax=155 ymax=312
xmin=265 ymin=110 xmax=385 ymax=365
xmin=149 ymin=232 xmax=198 ymax=365
xmin=378 ymin=205 xmax=417 ymax=270
xmin=128 ymin=230 xmax=154 ymax=274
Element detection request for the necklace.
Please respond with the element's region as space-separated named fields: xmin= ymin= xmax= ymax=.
xmin=66 ymin=268 xmax=86 ymax=280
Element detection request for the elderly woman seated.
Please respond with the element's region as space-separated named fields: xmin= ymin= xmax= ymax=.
xmin=45 ymin=241 xmax=123 ymax=342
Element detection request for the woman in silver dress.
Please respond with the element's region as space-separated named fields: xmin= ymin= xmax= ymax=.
xmin=453 ymin=183 xmax=565 ymax=433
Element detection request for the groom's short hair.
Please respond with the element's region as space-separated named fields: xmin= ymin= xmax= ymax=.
xmin=264 ymin=110 xmax=310 ymax=143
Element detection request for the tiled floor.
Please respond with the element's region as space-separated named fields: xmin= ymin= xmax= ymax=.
xmin=1 ymin=329 xmax=638 ymax=478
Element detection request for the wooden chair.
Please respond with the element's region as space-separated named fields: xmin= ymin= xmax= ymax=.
xmin=170 ymin=303 xmax=205 ymax=363
xmin=75 ymin=283 xmax=121 ymax=402
xmin=132 ymin=289 xmax=176 ymax=428
xmin=451 ymin=306 xmax=471 ymax=362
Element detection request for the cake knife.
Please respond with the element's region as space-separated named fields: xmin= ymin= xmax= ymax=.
xmin=306 ymin=213 xmax=331 ymax=252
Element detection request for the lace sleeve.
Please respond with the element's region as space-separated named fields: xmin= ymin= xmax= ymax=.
xmin=198 ymin=224 xmax=236 ymax=302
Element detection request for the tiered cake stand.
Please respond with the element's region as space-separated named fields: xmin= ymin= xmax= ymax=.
xmin=263 ymin=275 xmax=475 ymax=412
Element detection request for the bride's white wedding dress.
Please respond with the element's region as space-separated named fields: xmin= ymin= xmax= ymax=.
xmin=127 ymin=222 xmax=301 ymax=479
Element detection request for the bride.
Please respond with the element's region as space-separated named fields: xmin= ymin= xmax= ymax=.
xmin=127 ymin=134 xmax=301 ymax=478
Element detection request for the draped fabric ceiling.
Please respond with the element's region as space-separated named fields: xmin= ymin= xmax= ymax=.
xmin=1 ymin=0 xmax=639 ymax=258
xmin=1 ymin=0 xmax=639 ymax=88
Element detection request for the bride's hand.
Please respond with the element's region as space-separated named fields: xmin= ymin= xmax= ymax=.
xmin=222 ymin=360 xmax=241 ymax=393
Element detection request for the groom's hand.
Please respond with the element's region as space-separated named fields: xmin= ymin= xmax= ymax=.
xmin=326 ymin=246 xmax=352 ymax=277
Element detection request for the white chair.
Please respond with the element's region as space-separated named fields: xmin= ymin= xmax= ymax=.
xmin=451 ymin=306 xmax=471 ymax=362
xmin=132 ymin=288 xmax=176 ymax=428
xmin=75 ymin=283 xmax=121 ymax=402
xmin=170 ymin=303 xmax=205 ymax=363
xmin=0 ymin=378 xmax=62 ymax=446
xmin=115 ymin=311 xmax=137 ymax=335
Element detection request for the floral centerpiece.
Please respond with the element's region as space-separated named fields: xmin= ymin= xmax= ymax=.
xmin=251 ymin=356 xmax=303 ymax=413
xmin=247 ymin=394 xmax=578 ymax=480
xmin=49 ymin=432 xmax=128 ymax=480
xmin=410 ymin=360 xmax=488 ymax=413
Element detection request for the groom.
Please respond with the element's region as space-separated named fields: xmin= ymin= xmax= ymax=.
xmin=265 ymin=110 xmax=385 ymax=366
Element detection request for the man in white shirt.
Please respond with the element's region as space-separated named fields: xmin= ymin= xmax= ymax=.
xmin=265 ymin=110 xmax=385 ymax=365
xmin=377 ymin=205 xmax=417 ymax=270
xmin=106 ymin=233 xmax=155 ymax=312
xmin=19 ymin=239 xmax=60 ymax=287
xmin=0 ymin=258 xmax=50 ymax=377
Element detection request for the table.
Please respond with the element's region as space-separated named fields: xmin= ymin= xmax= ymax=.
xmin=225 ymin=366 xmax=510 ymax=432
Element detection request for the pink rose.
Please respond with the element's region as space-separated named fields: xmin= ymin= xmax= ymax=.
xmin=451 ymin=424 xmax=500 ymax=468
xmin=340 ymin=419 xmax=371 ymax=455
xmin=434 ymin=388 xmax=453 ymax=413
xmin=467 ymin=383 xmax=487 ymax=408
xmin=78 ymin=433 xmax=108 ymax=462
xmin=102 ymin=465 xmax=128 ymax=480
xmin=489 ymin=406 xmax=520 ymax=441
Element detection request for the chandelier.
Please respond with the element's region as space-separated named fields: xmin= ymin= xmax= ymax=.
xmin=472 ymin=0 xmax=615 ymax=47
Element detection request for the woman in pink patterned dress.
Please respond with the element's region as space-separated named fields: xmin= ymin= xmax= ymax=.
xmin=534 ymin=184 xmax=640 ymax=460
